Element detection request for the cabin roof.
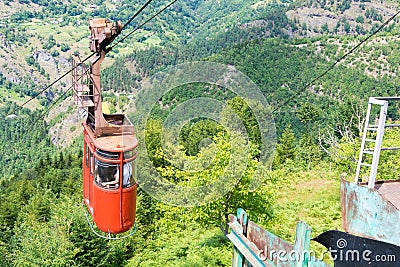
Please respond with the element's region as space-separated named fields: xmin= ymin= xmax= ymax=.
xmin=83 ymin=123 xmax=138 ymax=152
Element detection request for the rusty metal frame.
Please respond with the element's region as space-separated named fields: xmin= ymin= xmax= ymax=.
xmin=72 ymin=55 xmax=94 ymax=112
xmin=227 ymin=209 xmax=330 ymax=267
xmin=72 ymin=18 xmax=136 ymax=137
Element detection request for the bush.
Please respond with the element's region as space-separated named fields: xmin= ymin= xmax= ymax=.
xmin=51 ymin=50 xmax=60 ymax=57
xmin=60 ymin=43 xmax=70 ymax=52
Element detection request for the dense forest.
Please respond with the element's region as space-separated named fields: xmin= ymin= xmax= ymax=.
xmin=1 ymin=0 xmax=400 ymax=266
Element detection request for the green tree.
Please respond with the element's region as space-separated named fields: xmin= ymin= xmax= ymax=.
xmin=296 ymin=102 xmax=320 ymax=127
xmin=321 ymin=23 xmax=329 ymax=33
xmin=60 ymin=43 xmax=70 ymax=52
xmin=356 ymin=16 xmax=365 ymax=23
xmin=297 ymin=132 xmax=321 ymax=169
xmin=179 ymin=119 xmax=223 ymax=156
xmin=274 ymin=124 xmax=296 ymax=166
xmin=11 ymin=219 xmax=77 ymax=266
xmin=344 ymin=20 xmax=351 ymax=33
xmin=43 ymin=35 xmax=56 ymax=50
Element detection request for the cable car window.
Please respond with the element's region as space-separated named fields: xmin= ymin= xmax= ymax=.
xmin=118 ymin=162 xmax=134 ymax=188
xmin=96 ymin=149 xmax=119 ymax=160
xmin=95 ymin=159 xmax=119 ymax=189
xmin=85 ymin=144 xmax=89 ymax=168
xmin=90 ymin=151 xmax=94 ymax=174
xmin=124 ymin=148 xmax=138 ymax=159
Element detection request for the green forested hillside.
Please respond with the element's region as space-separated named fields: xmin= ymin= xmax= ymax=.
xmin=1 ymin=0 xmax=400 ymax=266
xmin=3 ymin=0 xmax=396 ymax=102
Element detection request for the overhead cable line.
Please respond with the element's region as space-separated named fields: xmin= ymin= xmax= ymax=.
xmin=27 ymin=86 xmax=73 ymax=133
xmin=273 ymin=9 xmax=400 ymax=113
xmin=120 ymin=0 xmax=154 ymax=32
xmin=20 ymin=0 xmax=170 ymax=109
xmin=24 ymin=0 xmax=179 ymax=132
xmin=20 ymin=53 xmax=94 ymax=108
xmin=40 ymin=86 xmax=73 ymax=120
xmin=108 ymin=0 xmax=179 ymax=51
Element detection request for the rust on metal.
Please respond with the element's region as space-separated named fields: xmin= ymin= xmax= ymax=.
xmin=341 ymin=177 xmax=400 ymax=246
xmin=89 ymin=18 xmax=122 ymax=52
xmin=374 ymin=180 xmax=400 ymax=210
xmin=227 ymin=209 xmax=330 ymax=267
xmin=73 ymin=18 xmax=135 ymax=138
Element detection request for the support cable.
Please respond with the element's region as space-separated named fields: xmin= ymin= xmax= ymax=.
xmin=120 ymin=0 xmax=154 ymax=32
xmin=108 ymin=0 xmax=178 ymax=51
xmin=20 ymin=0 xmax=176 ymax=109
xmin=272 ymin=9 xmax=400 ymax=113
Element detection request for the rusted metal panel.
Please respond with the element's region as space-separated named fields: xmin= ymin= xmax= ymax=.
xmin=341 ymin=178 xmax=400 ymax=246
xmin=246 ymin=220 xmax=294 ymax=267
xmin=228 ymin=209 xmax=330 ymax=267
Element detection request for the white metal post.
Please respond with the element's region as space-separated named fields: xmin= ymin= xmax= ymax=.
xmin=368 ymin=100 xmax=388 ymax=188
xmin=355 ymin=99 xmax=372 ymax=183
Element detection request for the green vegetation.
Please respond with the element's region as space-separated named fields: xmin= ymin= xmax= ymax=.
xmin=2 ymin=96 xmax=399 ymax=265
xmin=1 ymin=0 xmax=400 ymax=266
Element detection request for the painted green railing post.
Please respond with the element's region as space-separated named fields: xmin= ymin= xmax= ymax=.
xmin=294 ymin=222 xmax=312 ymax=267
xmin=232 ymin=246 xmax=245 ymax=267
xmin=232 ymin=208 xmax=248 ymax=267
xmin=227 ymin=209 xmax=331 ymax=267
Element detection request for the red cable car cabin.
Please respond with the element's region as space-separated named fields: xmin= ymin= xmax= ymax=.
xmin=73 ymin=18 xmax=139 ymax=234
xmin=82 ymin=118 xmax=138 ymax=234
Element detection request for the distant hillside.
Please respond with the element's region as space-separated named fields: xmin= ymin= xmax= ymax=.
xmin=0 ymin=0 xmax=291 ymax=107
xmin=287 ymin=0 xmax=397 ymax=37
xmin=0 ymin=0 xmax=398 ymax=111
xmin=99 ymin=0 xmax=399 ymax=91
xmin=2 ymin=1 xmax=400 ymax=266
